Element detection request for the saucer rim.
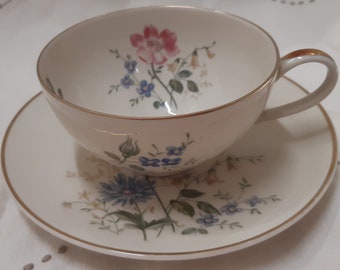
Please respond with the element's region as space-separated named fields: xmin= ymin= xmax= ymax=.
xmin=1 ymin=77 xmax=338 ymax=260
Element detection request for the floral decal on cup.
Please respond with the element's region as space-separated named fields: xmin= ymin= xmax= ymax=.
xmin=108 ymin=25 xmax=216 ymax=111
xmin=63 ymin=153 xmax=282 ymax=241
xmin=104 ymin=132 xmax=197 ymax=172
xmin=130 ymin=24 xmax=180 ymax=65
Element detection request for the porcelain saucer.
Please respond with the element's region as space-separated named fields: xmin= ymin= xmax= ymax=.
xmin=1 ymin=77 xmax=337 ymax=261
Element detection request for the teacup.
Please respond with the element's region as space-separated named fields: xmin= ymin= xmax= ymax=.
xmin=37 ymin=6 xmax=338 ymax=176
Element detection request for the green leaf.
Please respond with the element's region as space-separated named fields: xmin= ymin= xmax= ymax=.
xmin=146 ymin=218 xmax=172 ymax=230
xmin=198 ymin=228 xmax=208 ymax=234
xmin=148 ymin=69 xmax=153 ymax=78
xmin=180 ymin=189 xmax=205 ymax=198
xmin=240 ymin=177 xmax=251 ymax=189
xmin=151 ymin=144 xmax=161 ymax=153
xmin=219 ymin=220 xmax=228 ymax=229
xmin=187 ymin=80 xmax=199 ymax=92
xmin=229 ymin=222 xmax=243 ymax=229
xmin=250 ymin=208 xmax=261 ymax=215
xmin=169 ymin=79 xmax=184 ymax=93
xmin=129 ymin=164 xmax=145 ymax=171
xmin=124 ymin=223 xmax=139 ymax=229
xmin=270 ymin=195 xmax=281 ymax=202
xmin=104 ymin=151 xmax=121 ymax=162
xmin=182 ymin=227 xmax=197 ymax=235
xmin=177 ymin=70 xmax=192 ymax=78
xmin=113 ymin=210 xmax=140 ymax=223
xmin=113 ymin=210 xmax=149 ymax=230
xmin=197 ymin=201 xmax=221 ymax=215
xmin=170 ymin=200 xmax=195 ymax=217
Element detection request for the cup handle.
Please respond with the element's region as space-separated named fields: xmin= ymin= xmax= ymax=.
xmin=258 ymin=49 xmax=338 ymax=122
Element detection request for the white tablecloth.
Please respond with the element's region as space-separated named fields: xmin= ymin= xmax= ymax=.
xmin=1 ymin=0 xmax=340 ymax=269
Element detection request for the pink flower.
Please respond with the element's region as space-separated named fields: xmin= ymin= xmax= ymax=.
xmin=130 ymin=25 xmax=180 ymax=65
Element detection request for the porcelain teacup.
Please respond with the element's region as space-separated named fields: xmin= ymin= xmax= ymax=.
xmin=37 ymin=6 xmax=338 ymax=176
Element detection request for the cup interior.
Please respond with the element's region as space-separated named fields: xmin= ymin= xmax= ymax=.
xmin=37 ymin=6 xmax=278 ymax=117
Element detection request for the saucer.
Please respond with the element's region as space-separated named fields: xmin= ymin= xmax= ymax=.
xmin=1 ymin=77 xmax=337 ymax=261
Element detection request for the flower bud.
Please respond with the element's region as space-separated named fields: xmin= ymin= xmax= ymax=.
xmin=190 ymin=50 xmax=200 ymax=69
xmin=119 ymin=137 xmax=140 ymax=159
xmin=167 ymin=58 xmax=180 ymax=74
xmin=206 ymin=48 xmax=215 ymax=59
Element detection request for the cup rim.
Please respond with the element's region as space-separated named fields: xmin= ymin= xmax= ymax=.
xmin=37 ymin=5 xmax=280 ymax=120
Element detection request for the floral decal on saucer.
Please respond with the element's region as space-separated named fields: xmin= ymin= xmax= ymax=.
xmin=108 ymin=25 xmax=216 ymax=111
xmin=63 ymin=154 xmax=281 ymax=241
xmin=104 ymin=132 xmax=197 ymax=173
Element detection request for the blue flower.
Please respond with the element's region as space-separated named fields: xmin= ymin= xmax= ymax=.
xmin=245 ymin=195 xmax=262 ymax=207
xmin=161 ymin=158 xmax=182 ymax=166
xmin=220 ymin=202 xmax=242 ymax=215
xmin=120 ymin=74 xmax=134 ymax=89
xmin=166 ymin=145 xmax=186 ymax=156
xmin=139 ymin=157 xmax=161 ymax=167
xmin=137 ymin=80 xmax=154 ymax=97
xmin=99 ymin=174 xmax=155 ymax=206
xmin=196 ymin=214 xmax=219 ymax=226
xmin=124 ymin=60 xmax=137 ymax=74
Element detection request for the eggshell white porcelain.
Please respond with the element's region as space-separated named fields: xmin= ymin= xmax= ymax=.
xmin=37 ymin=6 xmax=338 ymax=176
xmin=1 ymin=78 xmax=337 ymax=260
